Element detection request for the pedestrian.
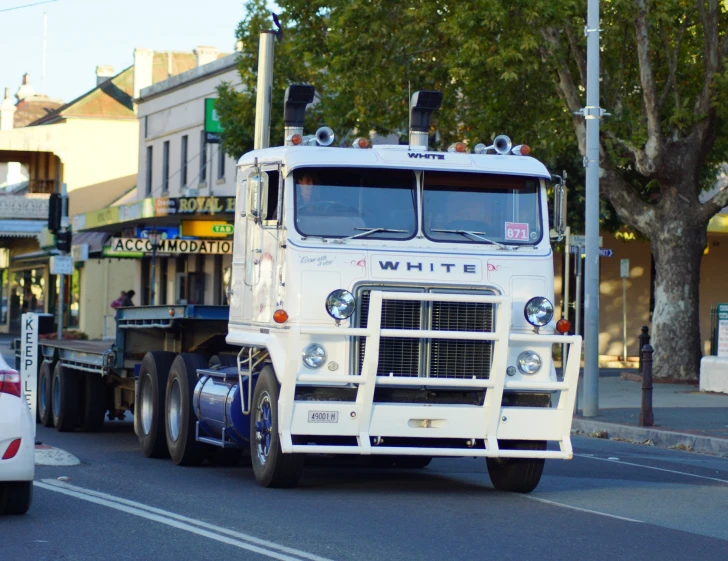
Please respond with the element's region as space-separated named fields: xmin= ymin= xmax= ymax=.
xmin=120 ymin=290 xmax=135 ymax=307
xmin=110 ymin=291 xmax=125 ymax=311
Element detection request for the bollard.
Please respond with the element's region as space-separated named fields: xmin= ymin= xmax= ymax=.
xmin=638 ymin=326 xmax=650 ymax=372
xmin=640 ymin=344 xmax=654 ymax=427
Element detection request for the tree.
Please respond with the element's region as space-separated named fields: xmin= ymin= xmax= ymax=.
xmin=219 ymin=0 xmax=728 ymax=380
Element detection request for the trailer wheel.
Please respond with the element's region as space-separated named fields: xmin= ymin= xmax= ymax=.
xmin=38 ymin=361 xmax=54 ymax=427
xmin=166 ymin=353 xmax=209 ymax=466
xmin=137 ymin=351 xmax=176 ymax=458
xmin=80 ymin=373 xmax=106 ymax=432
xmin=250 ymin=366 xmax=304 ymax=488
xmin=52 ymin=363 xmax=79 ymax=432
xmin=486 ymin=440 xmax=547 ymax=493
xmin=0 ymin=481 xmax=33 ymax=515
xmin=393 ymin=456 xmax=432 ymax=469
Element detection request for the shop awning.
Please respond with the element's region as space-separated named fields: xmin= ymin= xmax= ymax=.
xmin=72 ymin=231 xmax=111 ymax=254
xmin=0 ymin=219 xmax=45 ymax=238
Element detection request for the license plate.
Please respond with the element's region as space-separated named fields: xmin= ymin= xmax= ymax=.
xmin=308 ymin=411 xmax=339 ymax=423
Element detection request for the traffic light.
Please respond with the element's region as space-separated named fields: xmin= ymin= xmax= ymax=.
xmin=56 ymin=230 xmax=72 ymax=253
xmin=48 ymin=193 xmax=63 ymax=232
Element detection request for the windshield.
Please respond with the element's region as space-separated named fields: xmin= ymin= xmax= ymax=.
xmin=422 ymin=172 xmax=542 ymax=244
xmin=294 ymin=168 xmax=417 ymax=239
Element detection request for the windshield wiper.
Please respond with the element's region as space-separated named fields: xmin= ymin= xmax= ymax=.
xmin=431 ymin=229 xmax=518 ymax=251
xmin=334 ymin=227 xmax=409 ymax=244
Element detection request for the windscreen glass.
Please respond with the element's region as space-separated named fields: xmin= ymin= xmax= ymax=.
xmin=422 ymin=172 xmax=541 ymax=244
xmin=294 ymin=168 xmax=417 ymax=239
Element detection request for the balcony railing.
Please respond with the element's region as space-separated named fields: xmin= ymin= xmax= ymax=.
xmin=28 ymin=179 xmax=57 ymax=194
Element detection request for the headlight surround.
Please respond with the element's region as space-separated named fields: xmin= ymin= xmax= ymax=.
xmin=302 ymin=344 xmax=327 ymax=369
xmin=517 ymin=351 xmax=542 ymax=375
xmin=524 ymin=296 xmax=554 ymax=327
xmin=325 ymin=289 xmax=356 ymax=320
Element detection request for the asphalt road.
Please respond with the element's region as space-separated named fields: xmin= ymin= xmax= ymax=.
xmin=3 ymin=420 xmax=727 ymax=561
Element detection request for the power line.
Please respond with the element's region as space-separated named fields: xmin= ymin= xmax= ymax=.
xmin=0 ymin=0 xmax=56 ymax=13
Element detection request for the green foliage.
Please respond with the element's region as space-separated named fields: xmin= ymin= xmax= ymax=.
xmin=219 ymin=0 xmax=728 ymax=228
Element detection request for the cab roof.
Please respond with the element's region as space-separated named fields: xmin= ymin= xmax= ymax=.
xmin=237 ymin=144 xmax=552 ymax=180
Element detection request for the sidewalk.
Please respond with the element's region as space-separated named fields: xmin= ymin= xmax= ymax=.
xmin=572 ymin=369 xmax=728 ymax=457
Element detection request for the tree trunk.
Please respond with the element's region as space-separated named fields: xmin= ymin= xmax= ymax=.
xmin=649 ymin=214 xmax=707 ymax=381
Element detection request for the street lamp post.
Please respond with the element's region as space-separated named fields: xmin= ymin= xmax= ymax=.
xmin=148 ymin=229 xmax=162 ymax=306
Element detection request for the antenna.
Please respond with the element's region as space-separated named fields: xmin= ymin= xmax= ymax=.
xmin=41 ymin=11 xmax=47 ymax=94
xmin=408 ymin=81 xmax=411 ymax=148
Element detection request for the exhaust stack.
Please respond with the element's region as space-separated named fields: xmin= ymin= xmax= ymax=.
xmin=253 ymin=31 xmax=276 ymax=150
xmin=284 ymin=84 xmax=315 ymax=144
xmin=409 ymin=90 xmax=443 ymax=149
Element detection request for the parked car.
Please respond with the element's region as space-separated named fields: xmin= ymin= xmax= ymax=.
xmin=0 ymin=355 xmax=34 ymax=515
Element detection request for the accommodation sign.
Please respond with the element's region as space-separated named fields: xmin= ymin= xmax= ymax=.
xmin=108 ymin=237 xmax=232 ymax=254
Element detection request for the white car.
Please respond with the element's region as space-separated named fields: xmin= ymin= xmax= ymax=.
xmin=0 ymin=354 xmax=34 ymax=515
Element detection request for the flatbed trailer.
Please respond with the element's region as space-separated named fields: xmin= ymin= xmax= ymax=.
xmin=24 ymin=305 xmax=232 ymax=433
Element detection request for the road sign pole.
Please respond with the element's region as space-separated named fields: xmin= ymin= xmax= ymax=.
xmin=57 ymin=183 xmax=68 ymax=340
xmin=582 ymin=0 xmax=602 ymax=417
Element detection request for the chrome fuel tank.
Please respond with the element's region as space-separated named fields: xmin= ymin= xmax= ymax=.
xmin=193 ymin=366 xmax=251 ymax=444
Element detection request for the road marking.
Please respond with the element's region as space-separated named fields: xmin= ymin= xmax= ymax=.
xmin=575 ymin=454 xmax=728 ymax=484
xmin=36 ymin=480 xmax=334 ymax=561
xmin=524 ymin=495 xmax=643 ymax=523
xmin=35 ymin=446 xmax=80 ymax=466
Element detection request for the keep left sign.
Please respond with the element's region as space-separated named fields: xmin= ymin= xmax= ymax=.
xmin=20 ymin=313 xmax=38 ymax=435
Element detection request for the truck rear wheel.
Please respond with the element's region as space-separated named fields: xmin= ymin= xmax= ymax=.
xmin=137 ymin=351 xmax=176 ymax=458
xmin=165 ymin=353 xmax=209 ymax=466
xmin=486 ymin=440 xmax=547 ymax=493
xmin=80 ymin=373 xmax=106 ymax=432
xmin=52 ymin=362 xmax=79 ymax=432
xmin=250 ymin=366 xmax=303 ymax=488
xmin=38 ymin=360 xmax=54 ymax=427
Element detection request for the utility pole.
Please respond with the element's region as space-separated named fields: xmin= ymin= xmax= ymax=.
xmin=581 ymin=0 xmax=604 ymax=416
xmin=57 ymin=183 xmax=68 ymax=340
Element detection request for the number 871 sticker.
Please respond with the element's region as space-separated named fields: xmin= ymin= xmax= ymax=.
xmin=505 ymin=222 xmax=529 ymax=241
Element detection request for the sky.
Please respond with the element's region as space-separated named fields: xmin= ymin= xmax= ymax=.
xmin=0 ymin=0 xmax=248 ymax=103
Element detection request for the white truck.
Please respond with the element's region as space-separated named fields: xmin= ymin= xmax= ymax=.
xmin=28 ymin=30 xmax=582 ymax=493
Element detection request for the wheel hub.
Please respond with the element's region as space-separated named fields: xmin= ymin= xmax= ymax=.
xmin=255 ymin=392 xmax=273 ymax=464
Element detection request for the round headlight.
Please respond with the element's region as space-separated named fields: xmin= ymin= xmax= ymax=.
xmin=325 ymin=289 xmax=356 ymax=320
xmin=524 ymin=296 xmax=554 ymax=327
xmin=517 ymin=351 xmax=542 ymax=375
xmin=302 ymin=344 xmax=327 ymax=369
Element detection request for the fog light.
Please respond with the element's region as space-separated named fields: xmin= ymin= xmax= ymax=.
xmin=325 ymin=289 xmax=356 ymax=320
xmin=517 ymin=351 xmax=542 ymax=375
xmin=302 ymin=344 xmax=327 ymax=369
xmin=524 ymin=297 xmax=554 ymax=327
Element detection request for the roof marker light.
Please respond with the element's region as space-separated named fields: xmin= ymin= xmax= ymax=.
xmin=447 ymin=142 xmax=467 ymax=153
xmin=512 ymin=144 xmax=531 ymax=156
xmin=352 ymin=137 xmax=371 ymax=149
xmin=287 ymin=133 xmax=303 ymax=146
xmin=473 ymin=143 xmax=488 ymax=155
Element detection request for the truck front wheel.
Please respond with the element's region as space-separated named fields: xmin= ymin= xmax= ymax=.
xmin=137 ymin=351 xmax=176 ymax=458
xmin=486 ymin=440 xmax=547 ymax=493
xmin=165 ymin=353 xmax=209 ymax=466
xmin=250 ymin=366 xmax=303 ymax=488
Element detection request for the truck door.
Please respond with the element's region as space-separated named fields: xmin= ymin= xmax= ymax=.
xmin=229 ymin=167 xmax=249 ymax=324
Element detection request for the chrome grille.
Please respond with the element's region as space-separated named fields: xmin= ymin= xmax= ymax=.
xmin=430 ymin=300 xmax=493 ymax=379
xmin=358 ymin=291 xmax=420 ymax=377
xmin=356 ymin=289 xmax=494 ymax=379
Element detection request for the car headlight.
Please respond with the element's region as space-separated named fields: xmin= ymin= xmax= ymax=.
xmin=524 ymin=296 xmax=554 ymax=327
xmin=517 ymin=351 xmax=542 ymax=375
xmin=302 ymin=344 xmax=327 ymax=369
xmin=325 ymin=289 xmax=356 ymax=320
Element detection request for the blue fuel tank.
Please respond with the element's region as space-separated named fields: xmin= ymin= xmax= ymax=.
xmin=193 ymin=366 xmax=252 ymax=446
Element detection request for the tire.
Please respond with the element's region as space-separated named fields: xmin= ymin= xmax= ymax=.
xmin=136 ymin=351 xmax=176 ymax=458
xmin=208 ymin=354 xmax=238 ymax=368
xmin=393 ymin=456 xmax=432 ymax=469
xmin=80 ymin=373 xmax=106 ymax=432
xmin=165 ymin=353 xmax=209 ymax=466
xmin=0 ymin=482 xmax=33 ymax=515
xmin=52 ymin=362 xmax=79 ymax=432
xmin=486 ymin=440 xmax=547 ymax=493
xmin=250 ymin=366 xmax=304 ymax=488
xmin=38 ymin=361 xmax=54 ymax=427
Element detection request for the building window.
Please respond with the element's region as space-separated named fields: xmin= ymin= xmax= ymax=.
xmin=162 ymin=140 xmax=170 ymax=193
xmin=180 ymin=135 xmax=188 ymax=189
xmin=145 ymin=146 xmax=153 ymax=196
xmin=200 ymin=131 xmax=207 ymax=183
xmin=217 ymin=145 xmax=225 ymax=180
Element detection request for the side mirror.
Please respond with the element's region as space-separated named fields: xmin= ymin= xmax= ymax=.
xmin=247 ymin=170 xmax=269 ymax=220
xmin=551 ymin=174 xmax=567 ymax=239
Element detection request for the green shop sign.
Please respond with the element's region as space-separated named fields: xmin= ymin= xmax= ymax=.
xmin=205 ymin=98 xmax=222 ymax=143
